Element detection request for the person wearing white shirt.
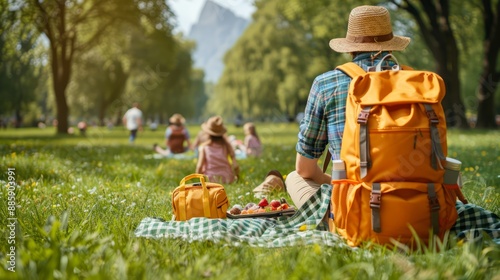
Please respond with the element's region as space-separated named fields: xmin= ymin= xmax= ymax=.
xmin=122 ymin=102 xmax=143 ymax=143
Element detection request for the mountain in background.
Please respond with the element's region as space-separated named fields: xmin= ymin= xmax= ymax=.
xmin=188 ymin=0 xmax=249 ymax=82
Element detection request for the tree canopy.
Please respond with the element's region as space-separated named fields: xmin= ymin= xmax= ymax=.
xmin=0 ymin=0 xmax=498 ymax=130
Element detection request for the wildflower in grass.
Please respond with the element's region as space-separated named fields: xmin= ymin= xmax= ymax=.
xmin=313 ymin=244 xmax=322 ymax=254
xmin=88 ymin=187 xmax=97 ymax=194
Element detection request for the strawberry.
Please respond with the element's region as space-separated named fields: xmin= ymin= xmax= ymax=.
xmin=270 ymin=200 xmax=281 ymax=208
xmin=258 ymin=198 xmax=269 ymax=208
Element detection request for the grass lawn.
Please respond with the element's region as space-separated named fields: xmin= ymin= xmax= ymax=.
xmin=1 ymin=124 xmax=499 ymax=279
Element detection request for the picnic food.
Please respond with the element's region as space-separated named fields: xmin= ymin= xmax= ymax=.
xmin=270 ymin=199 xmax=281 ymax=208
xmin=229 ymin=197 xmax=292 ymax=216
xmin=258 ymin=198 xmax=269 ymax=208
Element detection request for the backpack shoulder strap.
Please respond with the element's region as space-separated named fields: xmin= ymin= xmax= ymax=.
xmin=336 ymin=62 xmax=366 ymax=78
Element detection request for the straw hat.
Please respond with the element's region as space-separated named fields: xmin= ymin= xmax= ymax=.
xmin=169 ymin=114 xmax=185 ymax=126
xmin=202 ymin=116 xmax=227 ymax=136
xmin=329 ymin=5 xmax=410 ymax=53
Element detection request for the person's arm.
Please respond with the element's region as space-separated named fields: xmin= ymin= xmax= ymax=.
xmin=137 ymin=111 xmax=143 ymax=131
xmin=295 ymin=153 xmax=331 ymax=184
xmin=164 ymin=127 xmax=171 ymax=146
xmin=138 ymin=118 xmax=143 ymax=131
xmin=195 ymin=146 xmax=206 ymax=174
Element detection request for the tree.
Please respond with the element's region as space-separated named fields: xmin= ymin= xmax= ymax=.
xmin=475 ymin=0 xmax=500 ymax=128
xmin=389 ymin=0 xmax=469 ymax=128
xmin=0 ymin=1 xmax=43 ymax=127
xmin=28 ymin=0 xmax=120 ymax=133
xmin=28 ymin=0 xmax=178 ymax=133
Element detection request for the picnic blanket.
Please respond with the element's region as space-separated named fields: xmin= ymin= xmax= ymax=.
xmin=135 ymin=184 xmax=349 ymax=248
xmin=135 ymin=184 xmax=500 ymax=247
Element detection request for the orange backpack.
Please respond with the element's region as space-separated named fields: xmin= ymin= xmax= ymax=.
xmin=329 ymin=54 xmax=459 ymax=248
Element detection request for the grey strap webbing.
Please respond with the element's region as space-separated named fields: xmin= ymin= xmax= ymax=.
xmin=357 ymin=106 xmax=372 ymax=179
xmin=427 ymin=183 xmax=440 ymax=235
xmin=370 ymin=183 xmax=382 ymax=233
xmin=423 ymin=104 xmax=445 ymax=169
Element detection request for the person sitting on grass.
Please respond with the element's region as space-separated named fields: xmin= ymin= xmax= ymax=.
xmin=243 ymin=122 xmax=262 ymax=157
xmin=154 ymin=113 xmax=192 ymax=157
xmin=195 ymin=116 xmax=239 ymax=184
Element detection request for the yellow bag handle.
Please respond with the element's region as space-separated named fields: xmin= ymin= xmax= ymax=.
xmin=178 ymin=174 xmax=211 ymax=221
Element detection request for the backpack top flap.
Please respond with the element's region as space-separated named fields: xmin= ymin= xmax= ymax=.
xmin=338 ymin=62 xmax=446 ymax=106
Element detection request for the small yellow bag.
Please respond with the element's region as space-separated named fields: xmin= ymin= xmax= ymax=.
xmin=172 ymin=174 xmax=229 ymax=221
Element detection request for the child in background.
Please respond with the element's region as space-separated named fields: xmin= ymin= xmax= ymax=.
xmin=243 ymin=122 xmax=262 ymax=157
xmin=196 ymin=116 xmax=239 ymax=184
xmin=154 ymin=113 xmax=191 ymax=156
xmin=228 ymin=135 xmax=246 ymax=158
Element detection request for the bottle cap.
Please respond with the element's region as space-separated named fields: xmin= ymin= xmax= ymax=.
xmin=331 ymin=159 xmax=345 ymax=170
xmin=445 ymin=157 xmax=461 ymax=171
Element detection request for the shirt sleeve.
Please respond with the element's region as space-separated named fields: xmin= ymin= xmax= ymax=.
xmin=296 ymin=76 xmax=328 ymax=159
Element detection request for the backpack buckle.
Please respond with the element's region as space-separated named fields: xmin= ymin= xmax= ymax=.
xmin=357 ymin=111 xmax=369 ymax=124
xmin=426 ymin=110 xmax=439 ymax=124
xmin=370 ymin=191 xmax=381 ymax=208
xmin=428 ymin=196 xmax=440 ymax=211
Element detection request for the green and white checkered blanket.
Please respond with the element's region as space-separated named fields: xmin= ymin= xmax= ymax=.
xmin=135 ymin=184 xmax=350 ymax=248
xmin=135 ymin=184 xmax=500 ymax=247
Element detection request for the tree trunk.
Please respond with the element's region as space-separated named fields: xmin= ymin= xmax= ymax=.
xmin=476 ymin=70 xmax=499 ymax=128
xmin=475 ymin=0 xmax=500 ymax=128
xmin=98 ymin=62 xmax=129 ymax=127
xmin=53 ymin=72 xmax=70 ymax=134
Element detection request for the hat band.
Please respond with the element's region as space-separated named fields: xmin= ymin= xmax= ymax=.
xmin=346 ymin=32 xmax=393 ymax=43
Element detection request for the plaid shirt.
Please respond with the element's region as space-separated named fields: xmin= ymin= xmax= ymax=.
xmin=296 ymin=52 xmax=394 ymax=160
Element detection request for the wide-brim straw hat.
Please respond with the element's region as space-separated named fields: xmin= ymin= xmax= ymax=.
xmin=169 ymin=113 xmax=185 ymax=125
xmin=202 ymin=116 xmax=227 ymax=136
xmin=329 ymin=5 xmax=410 ymax=53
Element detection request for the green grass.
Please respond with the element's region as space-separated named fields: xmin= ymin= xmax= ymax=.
xmin=0 ymin=124 xmax=499 ymax=279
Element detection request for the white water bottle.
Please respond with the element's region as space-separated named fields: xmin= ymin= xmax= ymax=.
xmin=444 ymin=157 xmax=461 ymax=185
xmin=331 ymin=159 xmax=346 ymax=180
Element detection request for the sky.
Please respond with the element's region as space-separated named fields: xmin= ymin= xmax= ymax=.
xmin=168 ymin=0 xmax=256 ymax=34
